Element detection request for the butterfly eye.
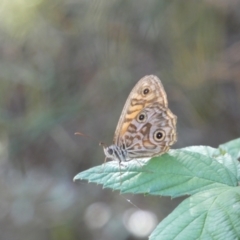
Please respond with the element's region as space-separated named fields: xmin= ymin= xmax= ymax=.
xmin=142 ymin=87 xmax=150 ymax=96
xmin=153 ymin=130 xmax=165 ymax=142
xmin=108 ymin=148 xmax=113 ymax=155
xmin=137 ymin=112 xmax=147 ymax=123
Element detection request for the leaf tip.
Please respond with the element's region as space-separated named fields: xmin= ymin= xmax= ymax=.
xmin=73 ymin=173 xmax=81 ymax=182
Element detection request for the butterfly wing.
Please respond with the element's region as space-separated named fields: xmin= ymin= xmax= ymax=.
xmin=119 ymin=103 xmax=177 ymax=159
xmin=113 ymin=75 xmax=177 ymax=159
xmin=113 ymin=75 xmax=168 ymax=145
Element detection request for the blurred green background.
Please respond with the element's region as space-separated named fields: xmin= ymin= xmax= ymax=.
xmin=0 ymin=0 xmax=240 ymax=239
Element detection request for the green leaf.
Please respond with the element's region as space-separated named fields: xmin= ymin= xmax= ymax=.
xmin=219 ymin=138 xmax=240 ymax=160
xmin=183 ymin=145 xmax=240 ymax=182
xmin=74 ymin=149 xmax=238 ymax=197
xmin=182 ymin=146 xmax=218 ymax=157
xmin=149 ymin=186 xmax=240 ymax=240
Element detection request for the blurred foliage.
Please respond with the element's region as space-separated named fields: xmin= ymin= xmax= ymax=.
xmin=0 ymin=0 xmax=240 ymax=239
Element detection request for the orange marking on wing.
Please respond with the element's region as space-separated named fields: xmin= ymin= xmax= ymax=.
xmin=127 ymin=106 xmax=142 ymax=114
xmin=119 ymin=111 xmax=139 ymax=136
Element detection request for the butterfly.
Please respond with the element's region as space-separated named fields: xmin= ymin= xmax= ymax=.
xmin=102 ymin=75 xmax=177 ymax=164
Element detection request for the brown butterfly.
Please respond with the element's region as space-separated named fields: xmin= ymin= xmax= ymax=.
xmin=102 ymin=75 xmax=177 ymax=163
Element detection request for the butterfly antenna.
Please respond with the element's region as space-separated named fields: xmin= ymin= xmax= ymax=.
xmin=75 ymin=132 xmax=106 ymax=147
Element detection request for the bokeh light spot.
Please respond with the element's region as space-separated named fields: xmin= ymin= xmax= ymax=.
xmin=123 ymin=208 xmax=158 ymax=238
xmin=84 ymin=202 xmax=111 ymax=230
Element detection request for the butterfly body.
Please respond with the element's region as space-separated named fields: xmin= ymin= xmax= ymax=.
xmin=104 ymin=75 xmax=177 ymax=163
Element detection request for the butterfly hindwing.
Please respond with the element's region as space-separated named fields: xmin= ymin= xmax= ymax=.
xmin=118 ymin=103 xmax=177 ymax=159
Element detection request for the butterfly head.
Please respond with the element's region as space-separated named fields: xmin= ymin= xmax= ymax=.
xmin=100 ymin=143 xmax=126 ymax=162
xmin=103 ymin=145 xmax=115 ymax=159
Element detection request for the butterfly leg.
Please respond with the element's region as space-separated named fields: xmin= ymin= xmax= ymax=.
xmin=118 ymin=160 xmax=123 ymax=186
xmin=100 ymin=157 xmax=108 ymax=173
xmin=125 ymin=158 xmax=153 ymax=174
